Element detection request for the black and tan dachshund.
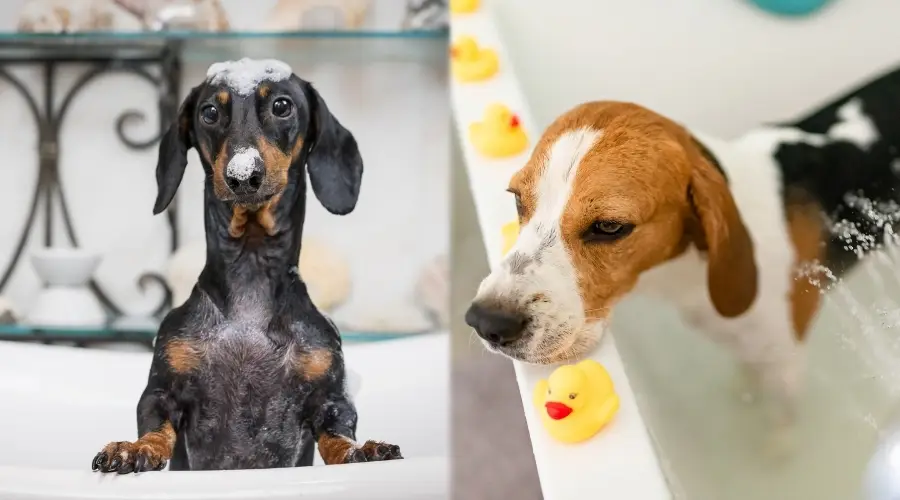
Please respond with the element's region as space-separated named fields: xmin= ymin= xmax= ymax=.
xmin=91 ymin=58 xmax=402 ymax=473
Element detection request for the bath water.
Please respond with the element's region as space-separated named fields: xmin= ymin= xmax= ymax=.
xmin=614 ymin=193 xmax=900 ymax=500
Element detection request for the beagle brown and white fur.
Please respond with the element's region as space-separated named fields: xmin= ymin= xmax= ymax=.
xmin=466 ymin=66 xmax=900 ymax=427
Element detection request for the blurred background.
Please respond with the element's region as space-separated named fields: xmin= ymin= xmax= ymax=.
xmin=451 ymin=0 xmax=900 ymax=499
xmin=0 ymin=0 xmax=449 ymax=347
xmin=0 ymin=0 xmax=451 ymax=491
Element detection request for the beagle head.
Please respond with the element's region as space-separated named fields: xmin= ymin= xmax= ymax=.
xmin=153 ymin=58 xmax=363 ymax=216
xmin=466 ymin=101 xmax=758 ymax=364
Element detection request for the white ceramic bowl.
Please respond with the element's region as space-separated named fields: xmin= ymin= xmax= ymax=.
xmin=25 ymin=287 xmax=107 ymax=328
xmin=30 ymin=247 xmax=101 ymax=287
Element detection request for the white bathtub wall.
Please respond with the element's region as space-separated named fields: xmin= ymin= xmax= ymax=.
xmin=0 ymin=333 xmax=448 ymax=470
xmin=490 ymin=0 xmax=900 ymax=138
xmin=0 ymin=1 xmax=449 ymax=323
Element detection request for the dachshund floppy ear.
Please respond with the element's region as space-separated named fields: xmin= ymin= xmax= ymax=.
xmin=688 ymin=148 xmax=758 ymax=318
xmin=153 ymin=85 xmax=201 ymax=215
xmin=304 ymin=83 xmax=363 ymax=215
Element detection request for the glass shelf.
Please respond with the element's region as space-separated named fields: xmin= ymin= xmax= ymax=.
xmin=0 ymin=29 xmax=447 ymax=40
xmin=0 ymin=322 xmax=426 ymax=346
xmin=0 ymin=30 xmax=448 ymax=64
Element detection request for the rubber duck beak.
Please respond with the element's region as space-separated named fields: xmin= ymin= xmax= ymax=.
xmin=545 ymin=401 xmax=573 ymax=420
xmin=450 ymin=46 xmax=459 ymax=58
xmin=509 ymin=115 xmax=520 ymax=128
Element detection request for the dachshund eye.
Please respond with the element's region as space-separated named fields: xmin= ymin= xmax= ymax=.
xmin=200 ymin=105 xmax=219 ymax=125
xmin=272 ymin=98 xmax=293 ymax=118
xmin=568 ymin=393 xmax=577 ymax=400
xmin=583 ymin=220 xmax=635 ymax=243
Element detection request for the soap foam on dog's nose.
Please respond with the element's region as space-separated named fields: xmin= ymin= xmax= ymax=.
xmin=206 ymin=58 xmax=293 ymax=95
xmin=227 ymin=147 xmax=262 ymax=181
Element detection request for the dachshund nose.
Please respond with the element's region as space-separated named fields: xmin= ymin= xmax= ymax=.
xmin=465 ymin=302 xmax=527 ymax=347
xmin=225 ymin=148 xmax=265 ymax=195
xmin=226 ymin=168 xmax=263 ymax=195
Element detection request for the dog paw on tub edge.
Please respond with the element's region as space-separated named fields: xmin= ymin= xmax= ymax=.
xmin=344 ymin=440 xmax=404 ymax=463
xmin=319 ymin=436 xmax=404 ymax=465
xmin=91 ymin=442 xmax=169 ymax=474
xmin=92 ymin=423 xmax=175 ymax=474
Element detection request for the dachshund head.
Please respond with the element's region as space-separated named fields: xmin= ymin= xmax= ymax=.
xmin=153 ymin=58 xmax=363 ymax=216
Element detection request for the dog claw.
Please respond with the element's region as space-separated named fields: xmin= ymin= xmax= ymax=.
xmin=91 ymin=453 xmax=105 ymax=471
xmin=134 ymin=455 xmax=147 ymax=473
xmin=117 ymin=461 xmax=135 ymax=474
xmin=356 ymin=440 xmax=402 ymax=462
xmin=108 ymin=457 xmax=120 ymax=471
xmin=374 ymin=444 xmax=402 ymax=460
xmin=348 ymin=449 xmax=368 ymax=463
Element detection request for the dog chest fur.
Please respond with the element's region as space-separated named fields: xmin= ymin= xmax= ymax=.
xmin=168 ymin=294 xmax=327 ymax=470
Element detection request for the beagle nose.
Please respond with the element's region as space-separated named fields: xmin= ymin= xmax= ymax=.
xmin=225 ymin=147 xmax=264 ymax=195
xmin=465 ymin=302 xmax=527 ymax=346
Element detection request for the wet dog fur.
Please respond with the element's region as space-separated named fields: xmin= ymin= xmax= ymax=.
xmin=91 ymin=62 xmax=402 ymax=472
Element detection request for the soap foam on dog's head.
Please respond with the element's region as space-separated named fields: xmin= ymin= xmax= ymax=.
xmin=206 ymin=58 xmax=293 ymax=95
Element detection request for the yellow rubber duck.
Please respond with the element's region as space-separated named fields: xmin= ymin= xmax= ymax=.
xmin=501 ymin=219 xmax=519 ymax=255
xmin=469 ymin=104 xmax=528 ymax=159
xmin=533 ymin=360 xmax=620 ymax=444
xmin=450 ymin=0 xmax=479 ymax=15
xmin=451 ymin=36 xmax=498 ymax=83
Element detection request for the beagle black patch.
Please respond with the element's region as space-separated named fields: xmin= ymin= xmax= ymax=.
xmin=771 ymin=65 xmax=900 ymax=276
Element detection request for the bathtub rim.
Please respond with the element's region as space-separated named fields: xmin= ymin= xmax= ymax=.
xmin=0 ymin=456 xmax=447 ymax=499
xmin=0 ymin=334 xmax=449 ymax=498
xmin=449 ymin=8 xmax=672 ymax=500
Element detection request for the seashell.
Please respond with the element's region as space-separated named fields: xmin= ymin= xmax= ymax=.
xmin=165 ymin=240 xmax=205 ymax=308
xmin=165 ymin=237 xmax=350 ymax=312
xmin=402 ymin=0 xmax=448 ymax=30
xmin=265 ymin=0 xmax=369 ymax=31
xmin=0 ymin=296 xmax=21 ymax=325
xmin=298 ymin=237 xmax=352 ymax=313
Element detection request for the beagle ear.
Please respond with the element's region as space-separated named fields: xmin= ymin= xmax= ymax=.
xmin=153 ymin=85 xmax=201 ymax=215
xmin=688 ymin=154 xmax=758 ymax=318
xmin=304 ymin=83 xmax=363 ymax=215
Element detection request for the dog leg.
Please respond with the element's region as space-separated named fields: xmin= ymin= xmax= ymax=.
xmin=732 ymin=361 xmax=762 ymax=404
xmin=295 ymin=425 xmax=316 ymax=467
xmin=310 ymin=394 xmax=403 ymax=464
xmin=92 ymin=383 xmax=178 ymax=473
xmin=752 ymin=346 xmax=806 ymax=459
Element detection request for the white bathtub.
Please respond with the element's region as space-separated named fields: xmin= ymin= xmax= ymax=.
xmin=0 ymin=333 xmax=448 ymax=500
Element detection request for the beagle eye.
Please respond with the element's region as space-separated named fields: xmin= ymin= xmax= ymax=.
xmin=200 ymin=105 xmax=219 ymax=125
xmin=272 ymin=98 xmax=293 ymax=118
xmin=568 ymin=393 xmax=577 ymax=400
xmin=507 ymin=189 xmax=524 ymax=217
xmin=583 ymin=220 xmax=635 ymax=243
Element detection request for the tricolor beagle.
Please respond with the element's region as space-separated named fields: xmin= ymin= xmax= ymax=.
xmin=466 ymin=66 xmax=900 ymax=425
